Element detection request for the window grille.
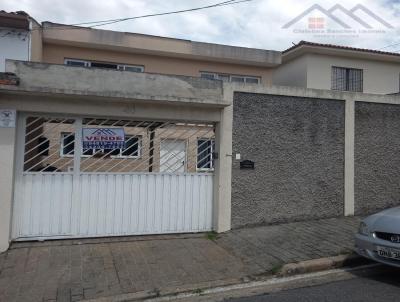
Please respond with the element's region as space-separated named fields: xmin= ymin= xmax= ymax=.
xmin=331 ymin=66 xmax=363 ymax=92
xmin=23 ymin=116 xmax=215 ymax=174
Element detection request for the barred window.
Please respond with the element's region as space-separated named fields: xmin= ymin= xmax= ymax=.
xmin=197 ymin=139 xmax=215 ymax=170
xmin=61 ymin=132 xmax=75 ymax=156
xmin=331 ymin=67 xmax=363 ymax=92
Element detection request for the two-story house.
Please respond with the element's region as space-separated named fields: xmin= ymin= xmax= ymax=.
xmin=29 ymin=21 xmax=281 ymax=85
xmin=273 ymin=40 xmax=400 ymax=94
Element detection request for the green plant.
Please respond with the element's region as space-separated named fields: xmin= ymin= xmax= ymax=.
xmin=271 ymin=263 xmax=283 ymax=274
xmin=206 ymin=232 xmax=218 ymax=241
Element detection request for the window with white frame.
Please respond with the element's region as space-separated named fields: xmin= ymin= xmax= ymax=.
xmin=60 ymin=132 xmax=141 ymax=158
xmin=64 ymin=59 xmax=89 ymax=67
xmin=331 ymin=66 xmax=363 ymax=92
xmin=60 ymin=132 xmax=75 ymax=156
xmin=118 ymin=65 xmax=144 ymax=72
xmin=64 ymin=59 xmax=144 ymax=73
xmin=197 ymin=138 xmax=215 ymax=170
xmin=200 ymin=72 xmax=260 ymax=84
xmin=112 ymin=136 xmax=141 ymax=158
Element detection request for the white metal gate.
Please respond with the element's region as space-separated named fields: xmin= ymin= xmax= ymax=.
xmin=11 ymin=114 xmax=215 ymax=240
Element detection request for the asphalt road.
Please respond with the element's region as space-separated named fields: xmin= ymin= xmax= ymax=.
xmin=226 ymin=265 xmax=400 ymax=302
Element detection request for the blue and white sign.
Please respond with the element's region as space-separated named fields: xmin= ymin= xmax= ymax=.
xmin=82 ymin=128 xmax=125 ymax=149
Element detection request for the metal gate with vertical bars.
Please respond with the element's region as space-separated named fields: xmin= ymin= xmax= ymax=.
xmin=11 ymin=114 xmax=215 ymax=240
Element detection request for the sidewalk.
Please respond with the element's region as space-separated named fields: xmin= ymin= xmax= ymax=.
xmin=0 ymin=216 xmax=361 ymax=302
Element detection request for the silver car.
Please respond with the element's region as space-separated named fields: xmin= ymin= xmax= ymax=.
xmin=355 ymin=207 xmax=400 ymax=267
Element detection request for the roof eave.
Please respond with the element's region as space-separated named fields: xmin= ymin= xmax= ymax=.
xmin=282 ymin=44 xmax=400 ymax=63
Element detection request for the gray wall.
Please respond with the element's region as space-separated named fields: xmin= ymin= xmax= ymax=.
xmin=232 ymin=92 xmax=345 ymax=228
xmin=355 ymin=102 xmax=400 ymax=215
xmin=272 ymin=55 xmax=308 ymax=88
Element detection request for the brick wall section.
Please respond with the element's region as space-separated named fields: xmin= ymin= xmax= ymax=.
xmin=232 ymin=92 xmax=345 ymax=228
xmin=355 ymin=102 xmax=400 ymax=215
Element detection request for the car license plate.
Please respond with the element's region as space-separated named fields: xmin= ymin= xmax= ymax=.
xmin=377 ymin=246 xmax=400 ymax=260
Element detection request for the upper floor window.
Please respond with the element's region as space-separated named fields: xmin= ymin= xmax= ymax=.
xmin=64 ymin=59 xmax=144 ymax=73
xmin=200 ymin=72 xmax=260 ymax=84
xmin=64 ymin=59 xmax=89 ymax=67
xmin=331 ymin=66 xmax=363 ymax=92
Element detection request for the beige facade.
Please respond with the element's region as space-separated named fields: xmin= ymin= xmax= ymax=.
xmin=42 ymin=44 xmax=274 ymax=85
xmin=25 ymin=22 xmax=281 ymax=86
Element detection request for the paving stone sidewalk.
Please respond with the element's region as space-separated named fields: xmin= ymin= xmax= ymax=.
xmin=0 ymin=216 xmax=361 ymax=302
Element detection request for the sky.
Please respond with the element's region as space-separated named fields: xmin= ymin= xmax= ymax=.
xmin=1 ymin=0 xmax=400 ymax=52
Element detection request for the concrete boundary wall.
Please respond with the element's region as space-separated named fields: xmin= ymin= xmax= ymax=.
xmin=231 ymin=92 xmax=345 ymax=227
xmin=355 ymin=102 xmax=400 ymax=215
xmin=225 ymin=84 xmax=400 ymax=226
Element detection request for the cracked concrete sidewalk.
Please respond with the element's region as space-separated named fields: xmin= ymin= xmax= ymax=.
xmin=0 ymin=216 xmax=361 ymax=302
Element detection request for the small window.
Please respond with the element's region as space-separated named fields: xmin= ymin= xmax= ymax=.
xmin=231 ymin=76 xmax=245 ymax=83
xmin=331 ymin=66 xmax=363 ymax=92
xmin=200 ymin=72 xmax=216 ymax=80
xmin=200 ymin=71 xmax=260 ymax=84
xmin=217 ymin=74 xmax=230 ymax=82
xmin=119 ymin=65 xmax=144 ymax=72
xmin=245 ymin=77 xmax=260 ymax=84
xmin=90 ymin=62 xmax=118 ymax=69
xmin=61 ymin=132 xmax=75 ymax=157
xmin=65 ymin=59 xmax=144 ymax=72
xmin=64 ymin=59 xmax=89 ymax=67
xmin=113 ymin=136 xmax=141 ymax=158
xmin=197 ymin=139 xmax=215 ymax=170
xmin=82 ymin=147 xmax=95 ymax=156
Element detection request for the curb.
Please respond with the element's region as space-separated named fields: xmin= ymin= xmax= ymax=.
xmin=81 ymin=278 xmax=245 ymax=302
xmin=81 ymin=254 xmax=368 ymax=302
xmin=277 ymin=253 xmax=369 ymax=277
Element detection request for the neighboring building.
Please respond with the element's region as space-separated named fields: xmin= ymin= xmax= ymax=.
xmin=0 ymin=11 xmax=41 ymax=71
xmin=273 ymin=41 xmax=400 ymax=94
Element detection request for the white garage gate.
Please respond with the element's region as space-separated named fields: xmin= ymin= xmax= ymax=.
xmin=11 ymin=114 xmax=215 ymax=241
